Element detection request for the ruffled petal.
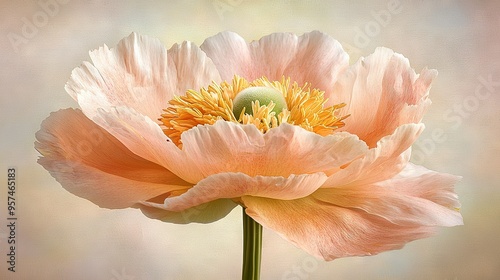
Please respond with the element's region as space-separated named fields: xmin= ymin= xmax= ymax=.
xmin=93 ymin=106 xmax=202 ymax=183
xmin=200 ymin=31 xmax=250 ymax=81
xmin=66 ymin=32 xmax=221 ymax=121
xmin=141 ymin=172 xmax=327 ymax=212
xmin=242 ymin=196 xmax=435 ymax=261
xmin=380 ymin=163 xmax=462 ymax=211
xmin=137 ymin=199 xmax=237 ymax=224
xmin=315 ymin=163 xmax=463 ymax=227
xmin=35 ymin=108 xmax=190 ymax=208
xmin=324 ymin=123 xmax=424 ymax=187
xmin=201 ymin=31 xmax=348 ymax=93
xmin=330 ymin=47 xmax=437 ymax=146
xmin=180 ymin=120 xmax=368 ymax=178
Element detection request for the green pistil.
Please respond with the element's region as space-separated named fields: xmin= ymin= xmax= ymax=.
xmin=233 ymin=87 xmax=287 ymax=118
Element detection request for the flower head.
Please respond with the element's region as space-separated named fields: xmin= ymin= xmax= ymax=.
xmin=35 ymin=31 xmax=462 ymax=260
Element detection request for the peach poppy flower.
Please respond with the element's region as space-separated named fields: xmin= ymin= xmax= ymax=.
xmin=35 ymin=31 xmax=462 ymax=261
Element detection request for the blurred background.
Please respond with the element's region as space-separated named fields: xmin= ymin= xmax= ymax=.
xmin=0 ymin=0 xmax=499 ymax=279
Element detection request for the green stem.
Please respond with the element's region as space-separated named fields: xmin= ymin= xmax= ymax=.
xmin=242 ymin=207 xmax=262 ymax=280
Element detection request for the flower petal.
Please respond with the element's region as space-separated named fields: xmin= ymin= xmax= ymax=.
xmin=142 ymin=172 xmax=327 ymax=212
xmin=330 ymin=47 xmax=437 ymax=146
xmin=315 ymin=163 xmax=463 ymax=227
xmin=180 ymin=120 xmax=368 ymax=178
xmin=324 ymin=123 xmax=424 ymax=187
xmin=200 ymin=31 xmax=348 ymax=92
xmin=93 ymin=106 xmax=202 ymax=183
xmin=200 ymin=31 xmax=250 ymax=80
xmin=35 ymin=108 xmax=190 ymax=208
xmin=242 ymin=196 xmax=435 ymax=261
xmin=383 ymin=163 xmax=462 ymax=211
xmin=137 ymin=199 xmax=238 ymax=224
xmin=66 ymin=32 xmax=221 ymax=121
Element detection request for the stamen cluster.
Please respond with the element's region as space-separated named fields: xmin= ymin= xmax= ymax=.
xmin=160 ymin=75 xmax=347 ymax=146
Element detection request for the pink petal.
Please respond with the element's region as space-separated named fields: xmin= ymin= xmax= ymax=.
xmin=324 ymin=123 xmax=424 ymax=187
xmin=166 ymin=40 xmax=223 ymax=99
xmin=179 ymin=120 xmax=368 ymax=178
xmin=315 ymin=164 xmax=463 ymax=227
xmin=200 ymin=31 xmax=250 ymax=80
xmin=35 ymin=108 xmax=190 ymax=208
xmin=242 ymin=196 xmax=436 ymax=261
xmin=330 ymin=47 xmax=437 ymax=146
xmin=66 ymin=32 xmax=221 ymax=124
xmin=380 ymin=163 xmax=462 ymax=211
xmin=138 ymin=199 xmax=237 ymax=224
xmin=93 ymin=106 xmax=203 ymax=183
xmin=142 ymin=172 xmax=327 ymax=212
xmin=200 ymin=31 xmax=348 ymax=93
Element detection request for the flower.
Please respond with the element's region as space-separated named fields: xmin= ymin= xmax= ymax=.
xmin=35 ymin=31 xmax=463 ymax=261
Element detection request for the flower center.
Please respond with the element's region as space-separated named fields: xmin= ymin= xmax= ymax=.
xmin=160 ymin=75 xmax=348 ymax=147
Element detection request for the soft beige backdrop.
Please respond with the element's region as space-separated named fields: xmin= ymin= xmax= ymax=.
xmin=1 ymin=0 xmax=499 ymax=279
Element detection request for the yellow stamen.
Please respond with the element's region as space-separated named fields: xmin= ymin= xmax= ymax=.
xmin=160 ymin=75 xmax=348 ymax=147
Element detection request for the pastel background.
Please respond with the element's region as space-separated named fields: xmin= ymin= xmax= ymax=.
xmin=0 ymin=0 xmax=499 ymax=279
